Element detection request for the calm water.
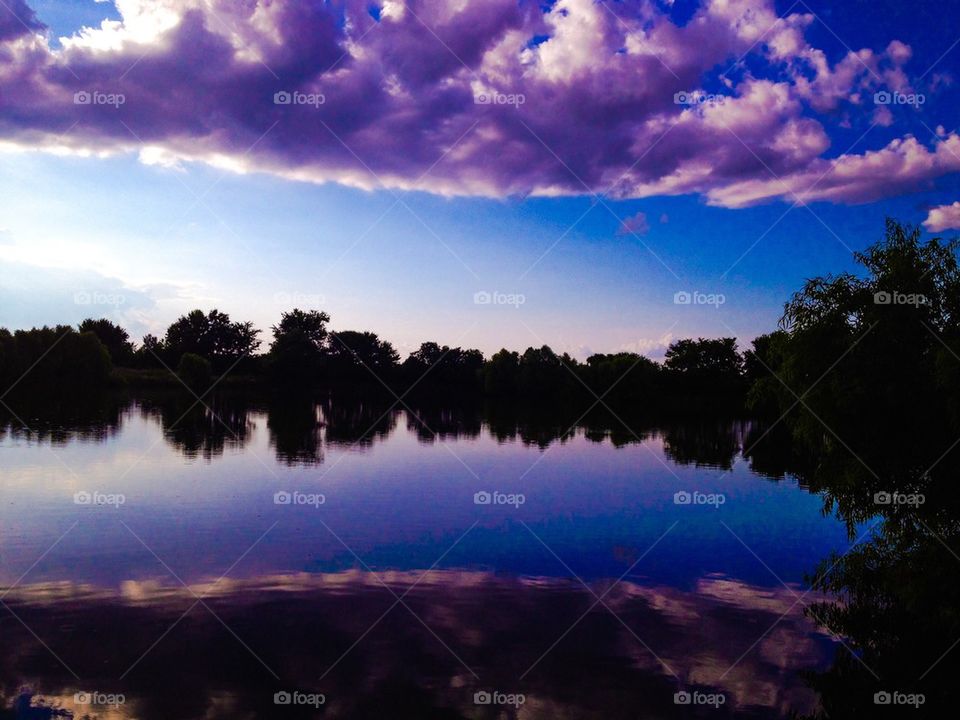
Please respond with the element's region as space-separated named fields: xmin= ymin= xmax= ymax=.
xmin=0 ymin=394 xmax=853 ymax=718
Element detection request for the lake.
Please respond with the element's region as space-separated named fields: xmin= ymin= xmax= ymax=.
xmin=0 ymin=394 xmax=857 ymax=718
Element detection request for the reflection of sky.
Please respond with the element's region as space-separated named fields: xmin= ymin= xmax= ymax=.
xmin=0 ymin=407 xmax=851 ymax=589
xmin=1 ymin=570 xmax=834 ymax=718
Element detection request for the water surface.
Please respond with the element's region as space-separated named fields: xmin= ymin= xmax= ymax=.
xmin=0 ymin=395 xmax=852 ymax=718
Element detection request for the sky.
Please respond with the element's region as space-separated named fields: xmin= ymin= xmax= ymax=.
xmin=1 ymin=0 xmax=959 ymax=359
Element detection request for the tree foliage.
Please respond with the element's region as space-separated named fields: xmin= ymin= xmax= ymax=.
xmin=0 ymin=325 xmax=111 ymax=395
xmin=78 ymin=318 xmax=134 ymax=365
xmin=163 ymin=309 xmax=261 ymax=371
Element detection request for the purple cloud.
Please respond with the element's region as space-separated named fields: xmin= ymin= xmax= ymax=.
xmin=0 ymin=0 xmax=956 ymax=208
xmin=0 ymin=0 xmax=43 ymax=42
xmin=618 ymin=211 xmax=650 ymax=236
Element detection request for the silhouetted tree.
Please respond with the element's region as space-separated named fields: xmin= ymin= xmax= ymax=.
xmin=518 ymin=345 xmax=569 ymax=396
xmin=742 ymin=331 xmax=788 ymax=417
xmin=583 ymin=352 xmax=663 ymax=408
xmin=403 ymin=341 xmax=446 ymax=370
xmin=664 ymin=337 xmax=743 ymax=405
xmin=0 ymin=325 xmax=111 ymax=395
xmin=133 ymin=333 xmax=165 ymax=368
xmin=268 ymin=309 xmax=330 ymax=384
xmin=327 ymin=330 xmax=399 ymax=384
xmin=273 ymin=309 xmax=330 ymax=350
xmin=401 ymin=342 xmax=484 ymax=391
xmin=163 ymin=309 xmax=260 ymax=372
xmin=0 ymin=328 xmax=14 ymax=387
xmin=749 ymin=219 xmax=960 ymax=482
xmin=483 ymin=349 xmax=520 ymax=395
xmin=78 ymin=318 xmax=135 ymax=365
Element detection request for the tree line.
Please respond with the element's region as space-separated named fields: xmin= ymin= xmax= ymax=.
xmin=0 ymin=307 xmax=746 ymax=409
xmin=3 ymin=220 xmax=956 ymax=421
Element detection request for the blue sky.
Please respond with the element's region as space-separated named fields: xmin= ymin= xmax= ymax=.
xmin=1 ymin=0 xmax=959 ymax=358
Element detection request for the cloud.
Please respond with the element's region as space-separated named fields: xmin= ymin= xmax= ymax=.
xmin=0 ymin=0 xmax=43 ymax=41
xmin=617 ymin=211 xmax=650 ymax=236
xmin=0 ymin=0 xmax=955 ymax=208
xmin=923 ymin=201 xmax=960 ymax=232
xmin=619 ymin=332 xmax=675 ymax=358
xmin=0 ymin=258 xmax=180 ymax=338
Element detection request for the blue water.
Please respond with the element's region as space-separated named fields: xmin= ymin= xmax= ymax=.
xmin=0 ymin=399 xmax=854 ymax=718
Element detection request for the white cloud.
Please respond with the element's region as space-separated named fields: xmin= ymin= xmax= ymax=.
xmin=618 ymin=332 xmax=675 ymax=358
xmin=923 ymin=201 xmax=960 ymax=232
